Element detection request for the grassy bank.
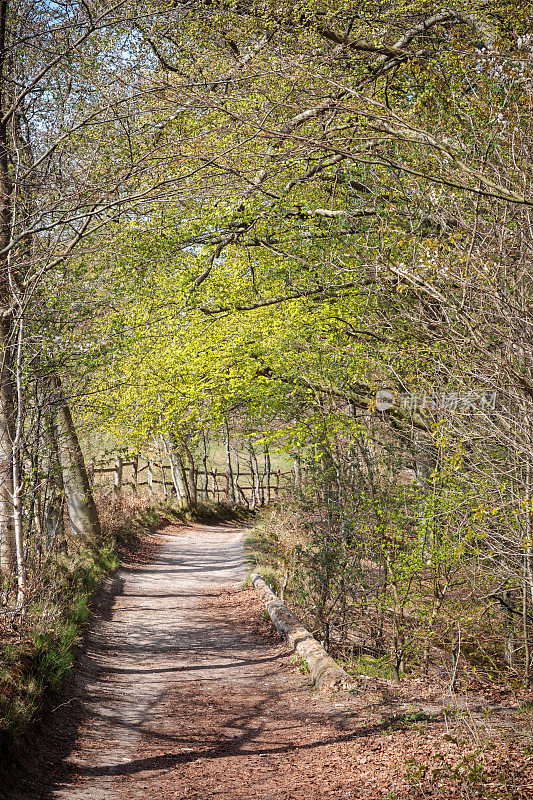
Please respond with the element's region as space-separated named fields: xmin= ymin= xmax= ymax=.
xmin=0 ymin=542 xmax=118 ymax=744
xmin=0 ymin=497 xmax=158 ymax=757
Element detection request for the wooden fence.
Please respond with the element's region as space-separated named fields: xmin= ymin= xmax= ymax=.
xmin=88 ymin=456 xmax=294 ymax=507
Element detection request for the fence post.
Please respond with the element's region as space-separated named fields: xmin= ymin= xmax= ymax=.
xmin=161 ymin=462 xmax=168 ymax=499
xmin=265 ymin=446 xmax=271 ymax=505
xmin=293 ymin=458 xmax=300 ymax=489
xmin=147 ymin=459 xmax=154 ymax=500
xmin=114 ymin=456 xmax=123 ymax=497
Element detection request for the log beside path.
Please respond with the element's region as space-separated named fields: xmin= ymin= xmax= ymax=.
xmin=250 ymin=571 xmax=354 ymax=691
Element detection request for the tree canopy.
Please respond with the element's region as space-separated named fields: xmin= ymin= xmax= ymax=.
xmin=0 ymin=0 xmax=532 ymax=692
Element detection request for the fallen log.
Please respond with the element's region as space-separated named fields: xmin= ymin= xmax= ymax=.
xmin=250 ymin=572 xmax=354 ymax=691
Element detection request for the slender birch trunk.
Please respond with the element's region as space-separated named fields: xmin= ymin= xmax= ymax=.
xmin=202 ymin=432 xmax=209 ymax=497
xmin=156 ymin=439 xmax=169 ymax=499
xmin=174 ymin=456 xmax=191 ymax=509
xmin=163 ymin=437 xmax=191 ymax=510
xmin=11 ymin=314 xmax=25 ymax=608
xmin=249 ymin=441 xmax=260 ymax=509
xmin=176 ymin=433 xmax=197 ymax=508
xmin=147 ymin=459 xmax=154 ymax=500
xmin=524 ymin=563 xmax=530 ymax=686
xmin=225 ymin=420 xmax=235 ymax=505
xmin=0 ymin=0 xmax=16 ymax=588
xmin=233 ymin=447 xmax=242 ymax=502
xmin=264 ymin=445 xmax=271 ymax=505
xmin=0 ymin=317 xmax=15 ymax=584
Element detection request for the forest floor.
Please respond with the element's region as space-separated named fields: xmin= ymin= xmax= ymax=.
xmin=8 ymin=522 xmax=533 ymax=800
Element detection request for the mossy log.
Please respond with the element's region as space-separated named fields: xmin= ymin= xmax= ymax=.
xmin=250 ymin=572 xmax=354 ymax=691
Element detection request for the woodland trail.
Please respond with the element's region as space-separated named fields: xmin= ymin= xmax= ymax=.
xmin=20 ymin=522 xmax=378 ymax=800
xmin=13 ymin=522 xmax=525 ymax=800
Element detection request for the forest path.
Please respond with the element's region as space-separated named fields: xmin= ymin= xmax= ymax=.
xmin=29 ymin=523 xmax=408 ymax=800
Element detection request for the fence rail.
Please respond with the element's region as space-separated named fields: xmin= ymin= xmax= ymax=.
xmin=88 ymin=456 xmax=296 ymax=507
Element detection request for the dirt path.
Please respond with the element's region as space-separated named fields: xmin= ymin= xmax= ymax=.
xmin=16 ymin=522 xmax=531 ymax=800
xmin=45 ymin=522 xmax=255 ymax=799
xmin=34 ymin=521 xmax=369 ymax=800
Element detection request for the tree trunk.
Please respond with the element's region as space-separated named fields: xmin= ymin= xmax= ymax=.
xmin=163 ymin=438 xmax=191 ymax=510
xmin=202 ymin=432 xmax=209 ymax=497
xmin=11 ymin=316 xmax=25 ymax=608
xmin=161 ymin=463 xmax=168 ymax=499
xmin=524 ymin=564 xmax=530 ymax=687
xmin=176 ymin=433 xmax=197 ymax=507
xmin=248 ymin=440 xmax=261 ymax=509
xmin=132 ymin=456 xmax=138 ymax=495
xmin=53 ymin=377 xmax=101 ymax=547
xmin=0 ymin=317 xmax=16 ymax=584
xmin=156 ymin=440 xmax=169 ymax=499
xmin=234 ymin=447 xmax=243 ymax=504
xmin=265 ymin=445 xmax=271 ymax=504
xmin=173 ymin=455 xmax=191 ymax=510
xmin=225 ymin=420 xmax=235 ymax=505
xmin=0 ymin=0 xmax=16 ymax=589
xmin=41 ymin=397 xmax=66 ymax=553
xmin=248 ymin=455 xmax=257 ymax=510
xmin=43 ymin=492 xmax=64 ymax=552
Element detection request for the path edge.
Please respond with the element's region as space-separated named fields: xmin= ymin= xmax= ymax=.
xmin=250 ymin=572 xmax=354 ymax=692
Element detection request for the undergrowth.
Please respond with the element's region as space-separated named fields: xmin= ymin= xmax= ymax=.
xmin=247 ymin=506 xmax=533 ymax=799
xmin=246 ymin=504 xmax=533 ymax=688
